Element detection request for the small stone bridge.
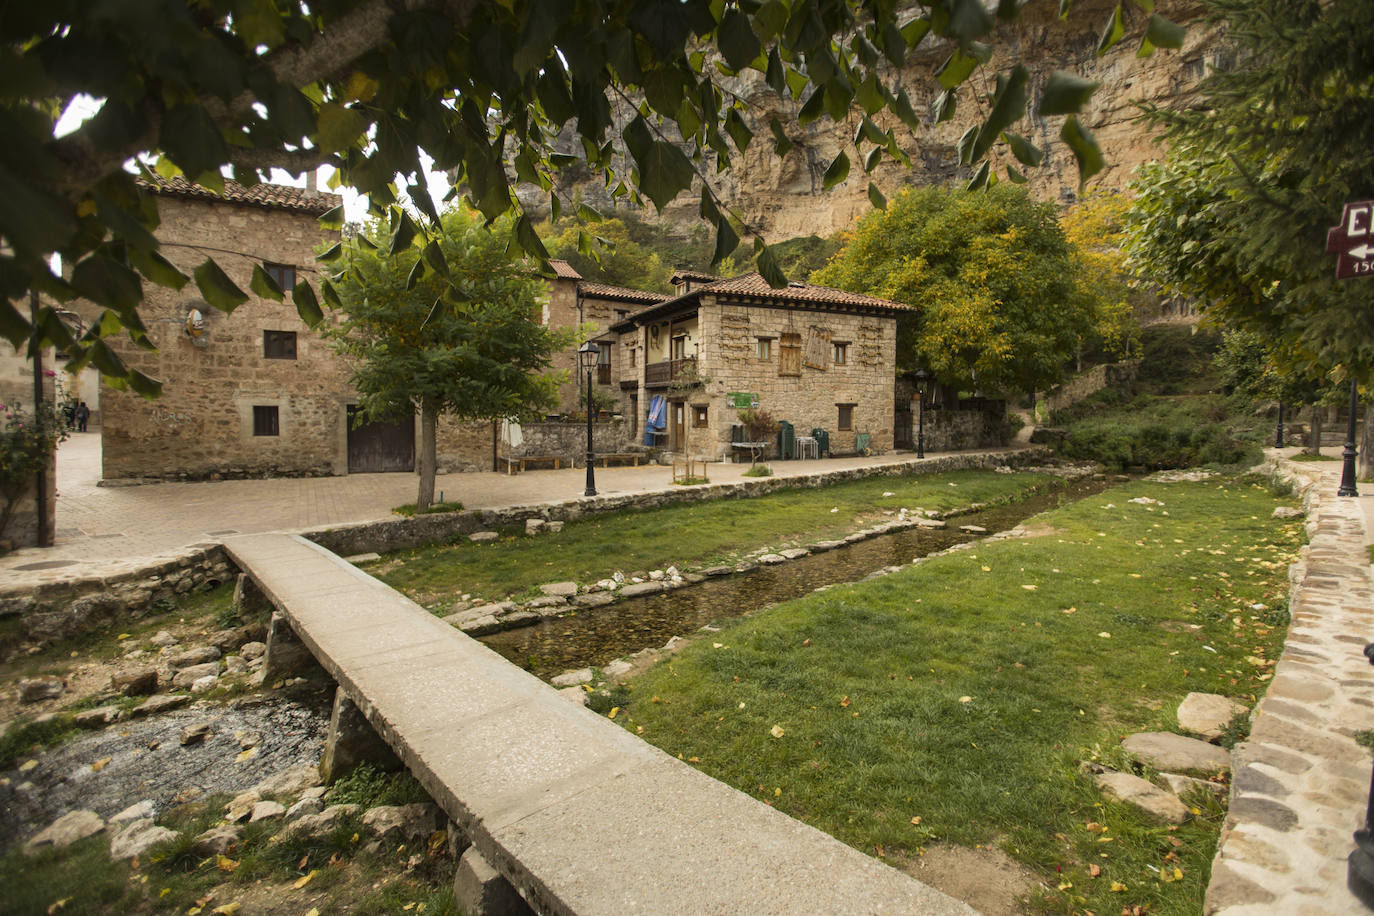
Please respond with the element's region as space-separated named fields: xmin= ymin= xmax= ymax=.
xmin=225 ymin=533 xmax=975 ymax=915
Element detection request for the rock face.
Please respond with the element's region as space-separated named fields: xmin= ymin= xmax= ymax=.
xmin=24 ymin=810 xmax=105 ymax=854
xmin=1123 ymin=732 xmax=1232 ymax=774
xmin=522 ymin=0 xmax=1217 ymax=248
xmin=109 ymin=819 xmax=180 ymax=860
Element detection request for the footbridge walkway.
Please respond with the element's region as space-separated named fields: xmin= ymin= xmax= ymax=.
xmin=224 ymin=533 xmax=976 ymax=915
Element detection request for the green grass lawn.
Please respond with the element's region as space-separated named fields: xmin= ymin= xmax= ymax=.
xmin=612 ymin=475 xmax=1302 ymax=915
xmin=366 ymin=468 xmax=1068 ymax=609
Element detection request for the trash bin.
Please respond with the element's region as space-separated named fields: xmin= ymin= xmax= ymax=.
xmin=777 ymin=420 xmax=796 ymax=460
xmin=810 ymin=427 xmax=830 ymax=458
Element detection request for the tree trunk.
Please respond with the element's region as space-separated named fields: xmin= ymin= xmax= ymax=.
xmin=1361 ymin=405 xmax=1374 ymax=481
xmin=417 ymin=398 xmax=437 ymax=511
xmin=1309 ymin=404 xmax=1322 ymax=456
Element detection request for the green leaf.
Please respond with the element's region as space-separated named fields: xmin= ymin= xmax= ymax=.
xmin=755 ymin=0 xmax=789 ymax=41
xmin=0 ymin=297 xmax=27 ymax=348
xmin=798 ymin=87 xmax=826 ymax=125
xmin=1060 ymin=115 xmax=1104 ymax=183
xmin=70 ymin=255 xmax=142 ymax=311
xmin=867 ymin=182 xmax=887 ymax=210
xmin=320 ymin=278 xmax=342 ymax=310
xmin=966 ymin=160 xmax=990 ymax=191
xmin=864 ymin=146 xmax=883 ymax=173
xmin=406 ymin=257 xmax=426 ymax=290
xmin=935 ymin=49 xmax=981 ymax=90
xmin=1038 ymin=71 xmax=1099 ymax=115
xmin=711 ymin=215 xmax=740 ymax=266
xmin=126 ymin=369 xmax=162 ymax=399
xmin=576 ymin=203 xmax=604 ymax=223
xmin=193 ymin=258 xmax=249 ymax=313
xmin=250 ymin=263 xmax=285 ymax=301
xmin=293 ymin=280 xmax=323 ymax=327
xmin=622 ymin=117 xmax=697 ymax=211
xmin=724 ymin=108 xmax=753 ymax=153
xmin=944 ymin=0 xmax=995 ymax=42
xmin=515 ymin=214 xmax=550 ymax=260
xmin=957 ymin=125 xmax=978 ymax=165
xmin=856 ymin=74 xmax=884 ymax=115
xmin=1097 ymin=4 xmax=1125 ymax=56
xmin=159 ymin=104 xmax=229 ymax=178
xmin=932 ymin=89 xmax=958 ymax=123
xmin=318 ymin=242 xmax=343 ymax=262
xmin=1059 ymin=0 xmax=1074 ymax=18
xmin=970 ymin=65 xmax=1029 ymax=163
xmin=422 ymin=240 xmax=449 ymax=277
xmin=765 ymin=46 xmax=787 ymax=94
xmin=128 ymin=248 xmax=190 ymax=290
xmin=754 ymin=239 xmax=787 ymax=288
xmin=718 ymin=8 xmax=762 ymax=71
xmin=822 ymin=151 xmax=850 ymax=191
xmin=389 ymin=210 xmax=417 ymax=255
xmin=1003 ymin=132 xmax=1044 ymax=167
xmin=769 ymin=117 xmax=793 ymax=156
xmin=87 ymin=339 xmax=128 ymax=378
xmin=1006 ymin=164 xmax=1028 ymax=183
xmin=315 ymin=102 xmax=367 ymax=155
xmin=1132 ymin=0 xmax=1155 ymax=12
xmin=1144 ymin=14 xmax=1185 ymax=49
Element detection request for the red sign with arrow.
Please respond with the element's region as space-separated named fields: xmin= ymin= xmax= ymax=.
xmin=1328 ymin=200 xmax=1374 ymax=280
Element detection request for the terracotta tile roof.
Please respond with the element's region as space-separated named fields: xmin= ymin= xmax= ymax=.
xmin=137 ymin=176 xmax=341 ymax=216
xmin=548 ymin=259 xmax=583 ymax=280
xmin=699 ymin=272 xmax=911 ymax=312
xmin=670 ymin=269 xmax=720 ymax=284
xmin=579 ymin=281 xmax=670 ymax=304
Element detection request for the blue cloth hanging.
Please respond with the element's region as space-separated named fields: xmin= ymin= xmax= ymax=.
xmin=644 ymin=395 xmax=667 ymax=445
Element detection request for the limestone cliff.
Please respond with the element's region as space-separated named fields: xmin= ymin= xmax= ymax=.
xmin=523 ymin=0 xmax=1219 ymax=240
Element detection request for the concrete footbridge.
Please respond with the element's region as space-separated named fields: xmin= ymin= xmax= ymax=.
xmin=224 ymin=533 xmax=977 ymax=915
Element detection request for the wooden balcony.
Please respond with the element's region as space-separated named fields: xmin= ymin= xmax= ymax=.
xmin=644 ymin=357 xmax=697 ymax=387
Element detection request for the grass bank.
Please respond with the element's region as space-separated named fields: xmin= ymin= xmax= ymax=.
xmin=611 ymin=474 xmax=1302 ymax=915
xmin=366 ymin=468 xmax=1070 ymax=610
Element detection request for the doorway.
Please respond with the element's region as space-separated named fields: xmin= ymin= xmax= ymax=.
xmin=671 ymin=400 xmax=685 ymax=451
xmin=346 ymin=406 xmax=415 ymax=473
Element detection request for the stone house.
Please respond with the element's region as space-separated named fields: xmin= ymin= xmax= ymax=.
xmin=604 ymin=271 xmax=907 ymax=458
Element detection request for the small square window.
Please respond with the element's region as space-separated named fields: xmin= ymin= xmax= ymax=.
xmin=837 ymin=404 xmax=854 ymax=431
xmin=253 ymin=405 xmax=279 ymax=437
xmin=832 ymin=342 xmax=848 ymax=365
xmin=263 ymin=262 xmax=296 ymax=291
xmin=757 ymin=338 xmax=773 ymax=360
xmin=264 ymin=330 xmax=297 ymax=359
xmin=693 ymin=404 xmax=708 ymax=428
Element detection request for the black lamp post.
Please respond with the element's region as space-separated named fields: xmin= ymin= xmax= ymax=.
xmin=914 ymin=369 xmax=930 ymax=459
xmin=1275 ymin=400 xmax=1285 ymax=449
xmin=1339 ymin=378 xmax=1359 ymax=498
xmin=579 ymin=341 xmax=598 ymax=497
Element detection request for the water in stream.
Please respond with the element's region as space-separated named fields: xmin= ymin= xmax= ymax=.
xmin=481 ymin=475 xmax=1116 ymax=677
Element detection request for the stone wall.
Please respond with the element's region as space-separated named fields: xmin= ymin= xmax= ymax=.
xmin=694 ymin=299 xmax=897 ymax=458
xmin=0 ymin=343 xmax=57 ymax=548
xmin=1043 ymin=360 xmax=1141 ymax=414
xmin=0 ymin=546 xmax=234 ymax=652
xmin=504 ymin=418 xmax=633 ymax=464
xmin=434 ymin=419 xmax=499 ymax=474
xmin=922 ymin=408 xmax=1007 ymax=452
xmin=308 ymin=447 xmax=1047 ymax=556
xmin=85 ymin=194 xmax=349 ymax=481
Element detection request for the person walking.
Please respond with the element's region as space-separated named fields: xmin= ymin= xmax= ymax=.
xmin=75 ymin=401 xmax=90 ymax=433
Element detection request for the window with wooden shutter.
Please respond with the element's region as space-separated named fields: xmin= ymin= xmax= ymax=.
xmin=779 ymin=333 xmax=801 ymax=376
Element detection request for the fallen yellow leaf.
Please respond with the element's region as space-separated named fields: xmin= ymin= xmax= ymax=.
xmin=910 ymin=816 xmax=922 ymax=825
xmin=216 ymin=855 xmax=239 ymax=873
xmin=91 ymin=757 xmax=111 ymax=772
xmin=46 ymin=899 xmax=70 ymax=914
xmin=1111 ymin=881 xmax=1128 ymax=892
xmin=293 ymin=869 xmax=318 ymax=890
xmin=607 ymin=707 xmax=618 ymax=719
xmin=117 ymin=633 xmax=131 ymax=640
xmin=211 ymin=904 xmax=240 ymax=915
xmin=840 ymin=696 xmax=850 ymax=708
xmin=1088 ymin=864 xmax=1101 ymax=877
xmin=1056 ymin=881 xmax=1072 ymax=891
xmin=305 ymin=910 xmax=320 ymax=916
xmin=235 ymin=747 xmax=257 ymax=763
xmin=770 ymin=724 xmax=785 ymax=738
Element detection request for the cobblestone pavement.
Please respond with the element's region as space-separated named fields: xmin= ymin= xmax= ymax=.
xmin=1207 ymin=453 xmax=1374 ymax=915
xmin=0 ymin=431 xmax=1025 ymax=588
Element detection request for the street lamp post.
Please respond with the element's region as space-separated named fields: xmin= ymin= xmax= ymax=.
xmin=1339 ymin=378 xmax=1359 ymax=498
xmin=579 ymin=341 xmax=598 ymax=497
xmin=914 ymin=369 xmax=930 ymax=459
xmin=1275 ymin=400 xmax=1285 ymax=449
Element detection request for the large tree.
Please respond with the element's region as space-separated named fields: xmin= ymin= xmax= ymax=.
xmin=328 ymin=207 xmax=569 ymax=510
xmin=812 ymin=184 xmax=1101 ymax=395
xmin=1126 ymin=0 xmax=1374 ymax=375
xmin=1 ymin=0 xmax=1184 ymax=390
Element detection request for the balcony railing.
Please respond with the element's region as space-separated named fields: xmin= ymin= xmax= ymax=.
xmin=644 ymin=357 xmax=696 ymax=387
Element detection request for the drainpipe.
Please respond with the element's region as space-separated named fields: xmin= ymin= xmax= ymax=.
xmin=29 ymin=290 xmax=52 ymax=547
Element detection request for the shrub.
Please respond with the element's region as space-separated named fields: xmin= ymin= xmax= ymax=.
xmin=1 ymin=400 xmax=68 ymax=542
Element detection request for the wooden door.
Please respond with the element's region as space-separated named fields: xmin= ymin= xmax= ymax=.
xmin=347 ymin=406 xmax=415 ymax=473
xmin=672 ymin=401 xmax=685 ymax=451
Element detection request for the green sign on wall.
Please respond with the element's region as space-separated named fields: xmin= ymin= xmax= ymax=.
xmin=728 ymin=392 xmax=759 ymax=409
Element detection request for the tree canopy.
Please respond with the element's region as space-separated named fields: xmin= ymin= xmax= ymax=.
xmin=3 ymin=0 xmax=1184 ymax=389
xmin=544 ymin=217 xmax=674 ymax=293
xmin=1126 ymin=0 xmax=1374 ymax=378
xmin=327 ymin=207 xmax=568 ymax=509
xmin=812 ymin=184 xmax=1100 ymax=395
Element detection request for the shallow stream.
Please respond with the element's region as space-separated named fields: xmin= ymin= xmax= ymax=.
xmin=481 ymin=476 xmax=1116 ymax=676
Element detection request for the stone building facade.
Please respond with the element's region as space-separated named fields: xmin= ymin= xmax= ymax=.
xmin=84 ymin=178 xmax=352 ymax=480
xmin=608 ymin=272 xmax=906 ymax=458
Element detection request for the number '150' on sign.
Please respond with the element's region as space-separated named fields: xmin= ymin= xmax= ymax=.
xmin=1327 ymin=200 xmax=1374 ymax=281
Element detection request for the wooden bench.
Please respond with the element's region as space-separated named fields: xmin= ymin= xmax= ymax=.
xmin=500 ymin=455 xmax=562 ymax=475
xmin=595 ymin=453 xmax=643 ymax=468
